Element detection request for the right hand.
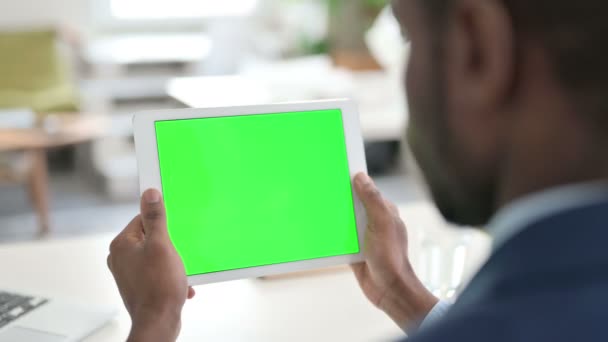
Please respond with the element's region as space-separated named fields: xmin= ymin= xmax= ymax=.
xmin=351 ymin=173 xmax=438 ymax=330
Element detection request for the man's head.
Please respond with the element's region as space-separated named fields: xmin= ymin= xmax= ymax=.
xmin=392 ymin=0 xmax=608 ymax=226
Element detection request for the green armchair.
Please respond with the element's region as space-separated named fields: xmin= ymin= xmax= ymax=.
xmin=0 ymin=28 xmax=82 ymax=234
xmin=0 ymin=29 xmax=79 ymax=113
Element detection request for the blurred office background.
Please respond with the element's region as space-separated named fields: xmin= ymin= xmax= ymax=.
xmin=0 ymin=1 xmax=492 ymax=340
xmin=0 ymin=0 xmax=417 ymax=241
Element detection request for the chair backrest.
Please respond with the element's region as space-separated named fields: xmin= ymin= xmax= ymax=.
xmin=0 ymin=29 xmax=79 ymax=113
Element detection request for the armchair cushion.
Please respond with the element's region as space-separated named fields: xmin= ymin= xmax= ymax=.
xmin=0 ymin=29 xmax=79 ymax=113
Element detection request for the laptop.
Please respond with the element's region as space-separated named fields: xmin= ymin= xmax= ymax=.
xmin=0 ymin=290 xmax=115 ymax=342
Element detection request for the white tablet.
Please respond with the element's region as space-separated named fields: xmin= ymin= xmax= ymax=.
xmin=133 ymin=99 xmax=368 ymax=285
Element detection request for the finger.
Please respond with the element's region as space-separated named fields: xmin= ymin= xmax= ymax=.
xmin=350 ymin=262 xmax=371 ymax=291
xmin=118 ymin=215 xmax=144 ymax=239
xmin=109 ymin=215 xmax=144 ymax=253
xmin=350 ymin=262 xmax=366 ymax=278
xmin=354 ymin=173 xmax=385 ymax=213
xmin=187 ymin=287 xmax=196 ymax=299
xmin=354 ymin=173 xmax=392 ymax=231
xmin=140 ymin=189 xmax=168 ymax=239
xmin=107 ymin=254 xmax=113 ymax=272
xmin=384 ymin=199 xmax=400 ymax=216
xmin=110 ymin=215 xmax=144 ymax=253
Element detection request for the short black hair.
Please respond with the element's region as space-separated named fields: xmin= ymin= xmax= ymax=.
xmin=419 ymin=0 xmax=608 ymax=126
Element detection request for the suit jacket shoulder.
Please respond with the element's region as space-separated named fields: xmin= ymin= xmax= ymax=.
xmin=403 ymin=199 xmax=608 ymax=342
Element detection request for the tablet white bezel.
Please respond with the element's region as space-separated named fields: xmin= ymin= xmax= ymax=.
xmin=133 ymin=99 xmax=368 ymax=285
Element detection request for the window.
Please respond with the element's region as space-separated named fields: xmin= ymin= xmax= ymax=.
xmin=109 ymin=0 xmax=259 ymax=20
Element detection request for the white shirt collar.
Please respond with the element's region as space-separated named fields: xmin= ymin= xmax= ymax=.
xmin=487 ymin=181 xmax=608 ymax=250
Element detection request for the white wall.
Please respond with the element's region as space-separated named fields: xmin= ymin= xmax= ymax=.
xmin=0 ymin=0 xmax=90 ymax=29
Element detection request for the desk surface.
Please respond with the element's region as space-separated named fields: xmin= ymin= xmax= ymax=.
xmin=0 ymin=202 xmax=490 ymax=341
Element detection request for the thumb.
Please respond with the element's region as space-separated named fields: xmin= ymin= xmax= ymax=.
xmin=140 ymin=189 xmax=168 ymax=238
xmin=354 ymin=173 xmax=391 ymax=232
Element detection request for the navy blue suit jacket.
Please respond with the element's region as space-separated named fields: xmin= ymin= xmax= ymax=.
xmin=406 ymin=199 xmax=608 ymax=342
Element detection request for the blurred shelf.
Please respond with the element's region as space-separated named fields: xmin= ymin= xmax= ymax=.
xmin=83 ymin=33 xmax=212 ymax=67
xmin=167 ymin=57 xmax=407 ymax=142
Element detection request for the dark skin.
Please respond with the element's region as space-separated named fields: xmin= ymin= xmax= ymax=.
xmin=395 ymin=0 xmax=608 ymax=224
xmin=108 ymin=190 xmax=196 ymax=341
xmin=108 ymin=0 xmax=608 ymax=340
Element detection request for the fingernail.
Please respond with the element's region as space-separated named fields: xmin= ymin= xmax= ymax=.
xmin=144 ymin=189 xmax=161 ymax=204
xmin=357 ymin=174 xmax=372 ymax=186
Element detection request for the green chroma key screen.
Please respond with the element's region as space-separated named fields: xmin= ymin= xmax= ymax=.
xmin=155 ymin=109 xmax=360 ymax=276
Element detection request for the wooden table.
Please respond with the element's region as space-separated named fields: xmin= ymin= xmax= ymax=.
xmin=0 ymin=202 xmax=491 ymax=342
xmin=0 ymin=114 xmax=108 ymax=234
xmin=0 ymin=114 xmax=107 ymax=152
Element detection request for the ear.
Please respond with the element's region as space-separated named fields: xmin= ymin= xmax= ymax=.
xmin=446 ymin=0 xmax=515 ymax=122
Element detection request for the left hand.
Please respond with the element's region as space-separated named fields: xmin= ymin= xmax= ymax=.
xmin=107 ymin=189 xmax=195 ymax=342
